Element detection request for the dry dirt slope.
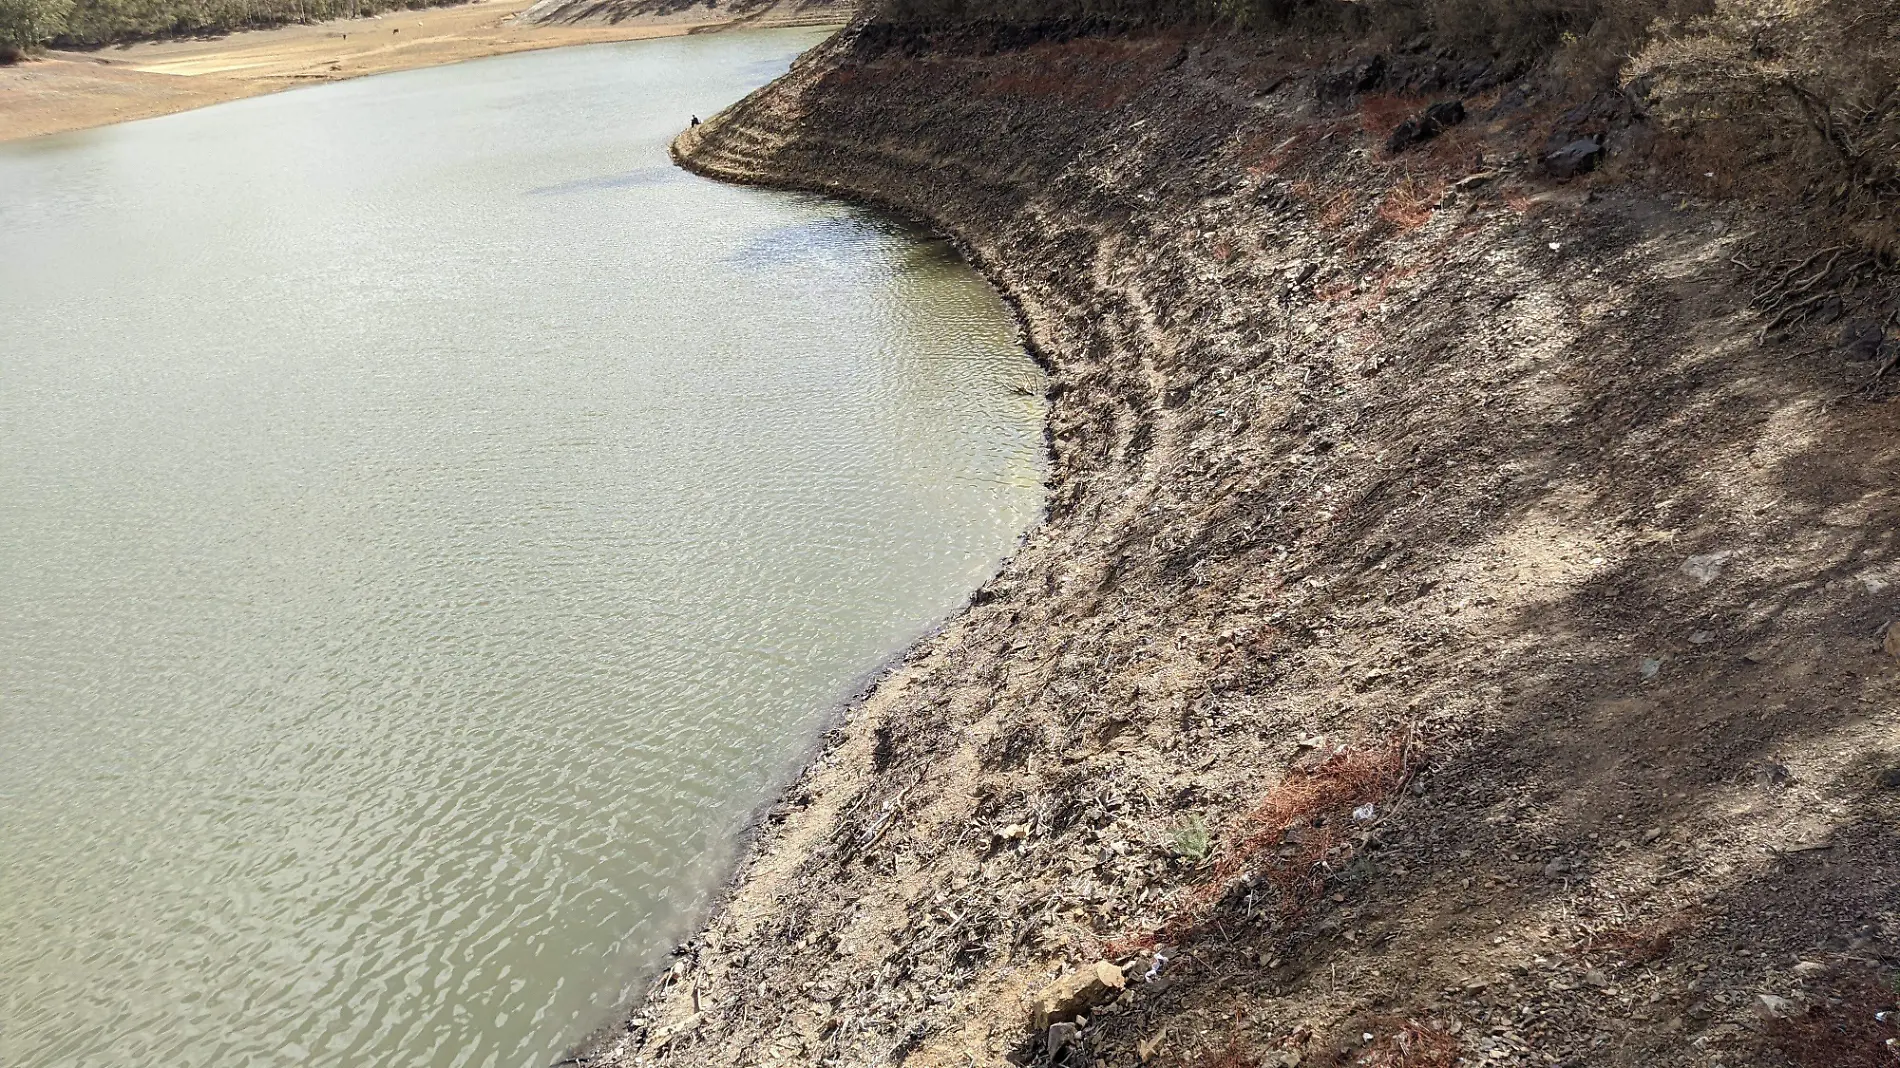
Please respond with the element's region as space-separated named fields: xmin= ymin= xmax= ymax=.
xmin=580 ymin=24 xmax=1900 ymax=1068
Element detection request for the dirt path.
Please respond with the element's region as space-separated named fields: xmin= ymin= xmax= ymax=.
xmin=0 ymin=0 xmax=847 ymax=142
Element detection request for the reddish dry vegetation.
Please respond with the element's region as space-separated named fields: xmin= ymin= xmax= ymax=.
xmin=1341 ymin=1019 xmax=1461 ymax=1068
xmin=1575 ymin=910 xmax=1699 ymax=966
xmin=974 ymin=37 xmax=1175 ymax=111
xmin=1765 ymin=967 xmax=1900 ymax=1068
xmin=1111 ymin=742 xmax=1415 ymax=956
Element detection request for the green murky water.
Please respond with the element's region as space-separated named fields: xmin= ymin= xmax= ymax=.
xmin=0 ymin=29 xmax=1044 ymax=1068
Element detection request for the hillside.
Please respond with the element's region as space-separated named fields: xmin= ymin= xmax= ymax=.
xmin=575 ymin=13 xmax=1900 ymax=1068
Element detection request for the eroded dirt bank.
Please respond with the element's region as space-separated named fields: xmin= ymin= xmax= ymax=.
xmin=593 ymin=24 xmax=1900 ymax=1068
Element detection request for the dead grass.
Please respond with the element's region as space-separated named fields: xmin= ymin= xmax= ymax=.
xmin=1358 ymin=92 xmax=1424 ymax=144
xmin=1580 ymin=913 xmax=1693 ymax=966
xmin=1106 ymin=740 xmax=1417 ymax=957
xmin=974 ymin=37 xmax=1172 ymax=112
xmin=1376 ymin=173 xmax=1445 ymax=231
xmin=1764 ymin=966 xmax=1900 ymax=1068
xmin=1318 ymin=189 xmax=1356 ymax=231
xmin=1205 ymin=742 xmax=1412 ymax=917
xmin=1337 ymin=1018 xmax=1461 ymax=1068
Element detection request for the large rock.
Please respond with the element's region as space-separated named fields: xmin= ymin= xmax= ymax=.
xmin=1387 ymin=99 xmax=1467 ymax=153
xmin=1030 ymin=960 xmax=1126 ymax=1030
xmin=1544 ymin=138 xmax=1604 ymax=179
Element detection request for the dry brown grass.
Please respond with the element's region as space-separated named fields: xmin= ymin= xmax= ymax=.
xmin=1376 ymin=173 xmax=1445 ymax=231
xmin=973 ymin=35 xmax=1174 ymax=111
xmin=1358 ymin=92 xmax=1425 ymax=143
xmin=1764 ymin=966 xmax=1900 ymax=1068
xmin=1580 ymin=914 xmax=1693 ymax=966
xmin=1205 ymin=743 xmax=1410 ymax=916
xmin=1317 ymin=189 xmax=1356 ymax=231
xmin=1337 ymin=1018 xmax=1461 ymax=1068
xmin=1103 ymin=741 xmax=1415 ymax=957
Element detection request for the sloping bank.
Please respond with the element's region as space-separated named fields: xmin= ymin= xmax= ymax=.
xmin=585 ymin=21 xmax=1900 ymax=1068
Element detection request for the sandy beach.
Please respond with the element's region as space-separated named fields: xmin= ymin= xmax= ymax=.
xmin=0 ymin=0 xmax=845 ymax=142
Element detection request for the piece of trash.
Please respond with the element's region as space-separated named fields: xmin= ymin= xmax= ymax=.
xmin=1548 ymin=242 xmax=1562 ymax=251
xmin=1142 ymin=951 xmax=1170 ymax=983
xmin=1352 ymin=803 xmax=1377 ymax=821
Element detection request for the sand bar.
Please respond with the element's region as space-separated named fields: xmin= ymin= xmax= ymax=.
xmin=0 ymin=0 xmax=845 ymax=142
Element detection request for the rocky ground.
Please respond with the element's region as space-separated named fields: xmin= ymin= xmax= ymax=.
xmin=576 ymin=23 xmax=1900 ymax=1068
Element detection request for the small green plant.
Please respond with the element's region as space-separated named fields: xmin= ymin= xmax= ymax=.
xmin=1171 ymin=814 xmax=1212 ymax=862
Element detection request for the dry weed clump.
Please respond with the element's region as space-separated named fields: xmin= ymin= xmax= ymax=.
xmin=1763 ymin=966 xmax=1900 ymax=1068
xmin=1376 ymin=173 xmax=1446 ymax=231
xmin=1203 ymin=743 xmax=1411 ymax=918
xmin=1331 ymin=1018 xmax=1461 ymax=1068
xmin=1579 ymin=914 xmax=1691 ymax=966
xmin=1106 ymin=741 xmax=1416 ymax=958
xmin=1629 ymin=0 xmax=1900 ymax=252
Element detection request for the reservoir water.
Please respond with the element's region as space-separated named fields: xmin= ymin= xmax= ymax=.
xmin=0 ymin=30 xmax=1045 ymax=1068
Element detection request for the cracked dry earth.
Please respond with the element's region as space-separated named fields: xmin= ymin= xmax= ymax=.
xmin=573 ymin=24 xmax=1900 ymax=1068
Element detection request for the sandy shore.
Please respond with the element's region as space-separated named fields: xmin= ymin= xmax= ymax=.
xmin=0 ymin=0 xmax=846 ymax=142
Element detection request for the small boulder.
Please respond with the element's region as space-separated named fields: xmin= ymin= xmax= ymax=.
xmin=1318 ymin=55 xmax=1386 ymax=100
xmin=1544 ymin=138 xmax=1604 ymax=179
xmin=1841 ymin=319 xmax=1888 ymax=362
xmin=1754 ymin=993 xmax=1800 ymax=1021
xmin=1031 ymin=960 xmax=1126 ymax=1031
xmin=1044 ymin=1021 xmax=1080 ymax=1060
xmin=1386 ymin=99 xmax=1467 ymax=153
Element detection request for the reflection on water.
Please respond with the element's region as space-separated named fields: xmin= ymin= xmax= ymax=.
xmin=527 ymin=166 xmax=685 ymax=196
xmin=0 ymin=28 xmax=1044 ymax=1068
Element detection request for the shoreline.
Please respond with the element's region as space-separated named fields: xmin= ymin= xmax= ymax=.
xmin=0 ymin=0 xmax=847 ymax=142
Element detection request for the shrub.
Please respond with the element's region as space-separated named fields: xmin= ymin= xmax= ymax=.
xmin=0 ymin=0 xmax=73 ymax=51
xmin=1629 ymin=0 xmax=1900 ymax=252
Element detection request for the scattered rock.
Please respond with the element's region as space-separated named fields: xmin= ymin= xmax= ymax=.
xmin=1584 ymin=969 xmax=1611 ymax=988
xmin=1031 ymin=960 xmax=1126 ymax=1031
xmin=1044 ymin=1020 xmax=1080 ymax=1060
xmin=1386 ymin=99 xmax=1466 ymax=153
xmin=1318 ymin=55 xmax=1386 ymax=100
xmin=1682 ymin=550 xmax=1734 ymax=584
xmin=1753 ymin=993 xmax=1800 ymax=1021
xmin=1841 ymin=319 xmax=1888 ymax=362
xmin=1544 ymin=854 xmax=1584 ymax=879
xmin=1792 ymin=960 xmax=1829 ymax=978
xmin=1874 ymin=767 xmax=1900 ymax=790
xmin=1884 ymin=622 xmax=1900 ymax=658
xmin=1544 ymin=138 xmax=1603 ymax=179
